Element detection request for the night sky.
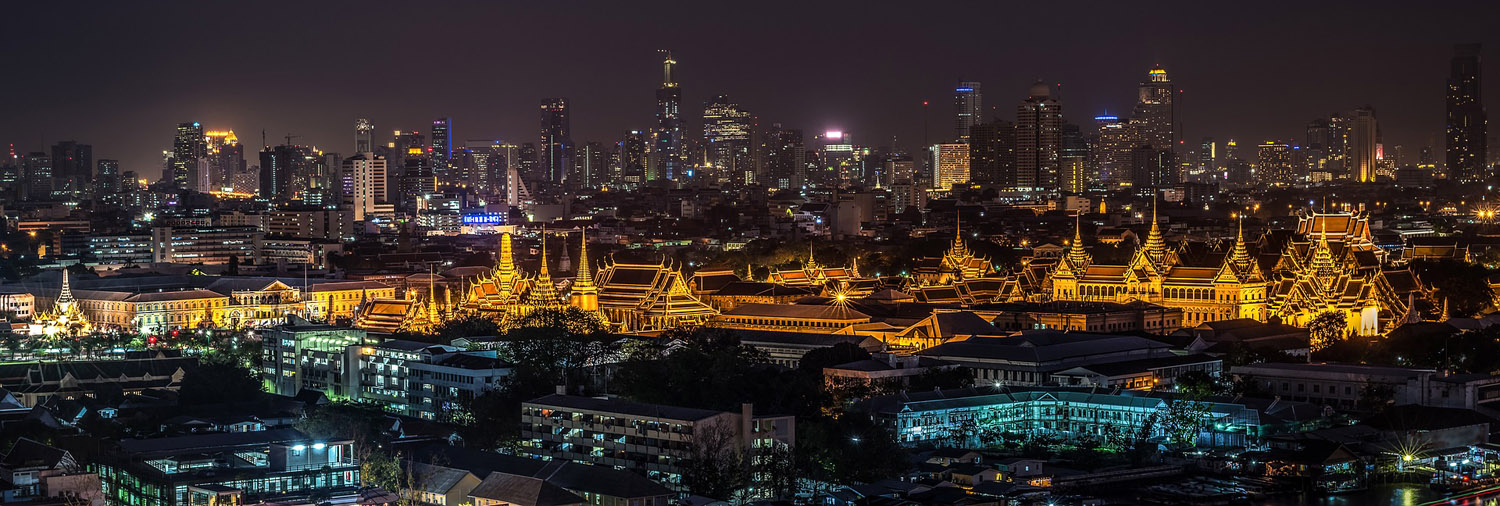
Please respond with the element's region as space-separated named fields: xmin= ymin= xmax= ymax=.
xmin=4 ymin=1 xmax=1499 ymax=175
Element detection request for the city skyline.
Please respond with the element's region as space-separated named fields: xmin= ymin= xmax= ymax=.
xmin=2 ymin=1 xmax=1497 ymax=174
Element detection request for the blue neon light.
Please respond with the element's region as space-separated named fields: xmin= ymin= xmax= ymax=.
xmin=461 ymin=213 xmax=507 ymax=225
xmin=1094 ymin=115 xmax=1119 ymax=121
xmin=956 ymin=87 xmax=974 ymax=93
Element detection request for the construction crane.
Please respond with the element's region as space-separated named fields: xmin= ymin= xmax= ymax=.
xmin=284 ymin=133 xmax=301 ymax=146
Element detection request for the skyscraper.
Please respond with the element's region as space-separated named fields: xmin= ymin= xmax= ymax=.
xmin=1016 ymin=81 xmax=1062 ymax=191
xmin=1093 ymin=116 xmax=1133 ymax=184
xmin=703 ymin=95 xmax=753 ymax=185
xmin=171 ymin=122 xmax=205 ymax=190
xmin=540 ymin=98 xmax=572 ymax=186
xmin=929 ymin=143 xmax=970 ymax=190
xmin=95 ymin=159 xmax=120 ymax=195
xmin=1258 ymin=141 xmax=1294 ymax=185
xmin=618 ymin=131 xmax=649 ymax=186
xmin=205 ymin=130 xmax=246 ymax=193
xmin=431 ymin=117 xmax=453 ymax=179
xmin=1350 ymin=106 xmax=1379 ymax=182
xmin=574 ymin=141 xmax=607 ymax=190
xmin=968 ymin=120 xmax=1016 ymax=185
xmin=762 ymin=124 xmax=804 ymax=190
xmin=651 ymin=51 xmax=683 ymax=182
xmin=50 ymin=140 xmax=92 ymax=198
xmin=1132 ymin=65 xmax=1174 ymax=153
xmin=1059 ymin=123 xmax=1089 ymax=193
xmin=1447 ymin=43 xmax=1488 ymax=182
xmin=954 ymin=81 xmax=982 ymax=143
xmin=340 ymin=153 xmax=388 ymax=221
xmin=355 ymin=118 xmax=374 ymax=153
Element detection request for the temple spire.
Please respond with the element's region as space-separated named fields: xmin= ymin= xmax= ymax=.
xmin=1142 ymin=193 xmax=1166 ymax=266
xmin=575 ymin=228 xmax=595 ymax=289
xmin=57 ymin=268 xmax=74 ymax=306
xmin=498 ymin=233 xmax=516 ymax=279
xmin=1066 ymin=212 xmax=1090 ymax=270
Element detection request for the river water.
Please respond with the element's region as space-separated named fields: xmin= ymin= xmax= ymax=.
xmin=1255 ymin=483 xmax=1487 ymax=506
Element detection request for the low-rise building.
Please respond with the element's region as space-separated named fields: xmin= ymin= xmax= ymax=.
xmin=521 ymin=394 xmax=794 ymax=489
xmin=261 ymin=320 xmax=368 ymax=399
xmin=917 ymin=330 xmax=1180 ymax=386
xmin=975 ymin=300 xmax=1182 ymax=335
xmin=1231 ymin=362 xmax=1500 ymax=411
xmin=0 ymin=357 xmax=197 ymax=407
xmin=86 ymin=428 xmax=358 ymax=506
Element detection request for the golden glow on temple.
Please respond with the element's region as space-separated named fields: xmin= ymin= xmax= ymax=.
xmin=30 ymin=269 xmax=93 ymax=338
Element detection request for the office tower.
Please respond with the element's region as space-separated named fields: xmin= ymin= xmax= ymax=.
xmin=431 ymin=117 xmax=453 ymax=178
xmin=574 ymin=142 xmax=607 ymax=190
xmin=651 ymin=51 xmax=684 ymax=182
xmin=1131 ymin=146 xmax=1173 ymax=189
xmin=258 ymin=144 xmax=315 ymax=200
xmin=703 ymin=95 xmax=753 ymax=184
xmin=205 ymin=130 xmax=245 ymax=193
xmin=171 ymin=122 xmax=206 ymax=190
xmin=1016 ymin=81 xmax=1063 ymax=191
xmin=968 ymin=120 xmax=1016 ymax=185
xmin=1059 ymin=123 xmax=1089 ymax=193
xmin=762 ymin=124 xmax=805 ymax=190
xmin=1447 ymin=43 xmax=1488 ymax=182
xmin=1349 ymin=107 xmax=1379 ymax=182
xmin=388 ymin=129 xmax=426 ymax=180
xmin=1093 ymin=116 xmax=1133 ymax=183
xmin=398 ymin=156 xmax=435 ymax=212
xmin=617 ymin=130 xmax=649 ymax=186
xmin=1132 ymin=65 xmax=1174 ymax=153
xmin=1197 ymin=138 xmax=1216 ymax=173
xmin=340 ymin=153 xmax=388 ymax=221
xmin=884 ymin=154 xmax=915 ymax=190
xmin=1258 ymin=141 xmax=1294 ymax=184
xmin=49 ymin=141 xmax=92 ymax=198
xmin=355 ymin=118 xmax=374 ymax=153
xmin=540 ymin=98 xmax=572 ymax=186
xmin=95 ymin=159 xmax=120 ymax=195
xmin=928 ymin=143 xmax=970 ymax=190
xmin=23 ymin=152 xmax=54 ymax=201
xmin=461 ymin=140 xmax=504 ymax=192
xmin=954 ymin=81 xmax=982 ymax=142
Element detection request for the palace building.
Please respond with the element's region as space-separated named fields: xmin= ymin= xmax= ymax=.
xmin=28 ymin=270 xmax=92 ymax=338
xmin=593 ymin=258 xmax=717 ymax=332
xmin=1266 ymin=210 xmax=1422 ymax=336
xmin=912 ymin=215 xmax=996 ymax=286
xmin=1038 ymin=206 xmax=1425 ymax=336
xmin=1048 ymin=207 xmax=1269 ymax=329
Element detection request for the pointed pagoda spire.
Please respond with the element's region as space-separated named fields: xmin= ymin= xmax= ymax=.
xmin=1229 ymin=215 xmax=1251 ymax=267
xmin=57 ymin=268 xmax=75 ymax=306
xmin=498 ymin=233 xmax=516 ymax=280
xmin=525 ymin=226 xmax=566 ymax=309
xmin=1143 ymin=192 xmax=1167 ymax=266
xmin=574 ymin=228 xmax=595 ymax=290
xmin=1311 ymin=214 xmax=1338 ymax=280
xmin=1066 ymin=212 xmax=1091 ymax=270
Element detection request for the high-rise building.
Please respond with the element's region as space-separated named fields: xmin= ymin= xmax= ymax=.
xmin=762 ymin=124 xmax=804 ymax=190
xmin=1257 ymin=141 xmax=1294 ymax=185
xmin=703 ymin=95 xmax=753 ymax=185
xmin=617 ymin=130 xmax=649 ymax=186
xmin=49 ymin=141 xmax=92 ymax=198
xmin=968 ymin=120 xmax=1015 ymax=185
xmin=1093 ymin=116 xmax=1133 ymax=184
xmin=929 ymin=143 xmax=970 ymax=191
xmin=651 ymin=51 xmax=684 ymax=182
xmin=955 ymin=81 xmax=982 ymax=143
xmin=96 ymin=159 xmax=120 ymax=195
xmin=1059 ymin=123 xmax=1089 ymax=193
xmin=1447 ymin=43 xmax=1488 ymax=182
xmin=24 ymin=152 xmax=54 ymax=201
xmin=1132 ymin=65 xmax=1174 ymax=153
xmin=540 ymin=98 xmax=572 ymax=186
xmin=258 ymin=144 xmax=316 ymax=200
xmin=1197 ymin=137 xmax=1216 ymax=173
xmin=431 ymin=117 xmax=453 ymax=178
xmin=205 ymin=130 xmax=246 ymax=193
xmin=340 ymin=153 xmax=388 ymax=221
xmin=171 ymin=122 xmax=205 ymax=190
xmin=1131 ymin=146 xmax=1173 ymax=189
xmin=1016 ymin=82 xmax=1063 ymax=192
xmin=355 ymin=118 xmax=374 ymax=153
xmin=574 ymin=142 xmax=608 ymax=190
xmin=1349 ymin=106 xmax=1379 ymax=182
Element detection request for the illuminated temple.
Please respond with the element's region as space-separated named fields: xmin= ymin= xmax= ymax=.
xmin=355 ymin=231 xmax=623 ymax=333
xmin=29 ymin=270 xmax=93 ymax=338
xmin=1039 ymin=207 xmax=1424 ymax=336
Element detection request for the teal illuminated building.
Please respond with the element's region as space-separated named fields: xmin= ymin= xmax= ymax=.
xmin=89 ymin=429 xmax=358 ymax=506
